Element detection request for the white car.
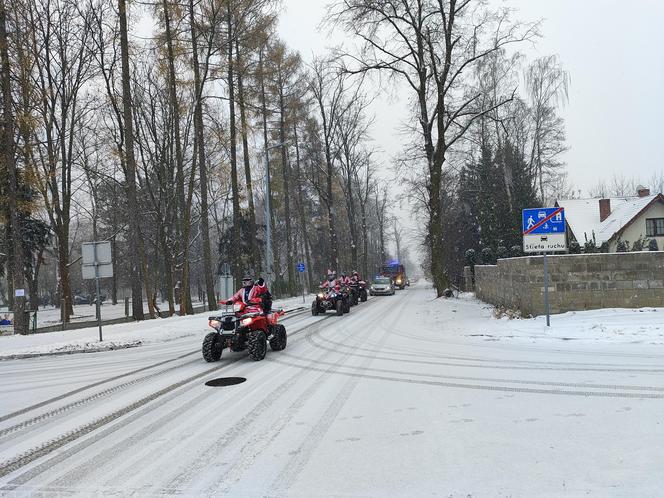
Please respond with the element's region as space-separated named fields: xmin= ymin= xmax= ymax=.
xmin=369 ymin=277 xmax=395 ymax=296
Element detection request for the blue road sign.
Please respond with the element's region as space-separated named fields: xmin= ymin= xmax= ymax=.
xmin=522 ymin=207 xmax=565 ymax=235
xmin=297 ymin=262 xmax=305 ymax=273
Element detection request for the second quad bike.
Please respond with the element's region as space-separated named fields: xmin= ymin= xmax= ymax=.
xmin=311 ymin=286 xmax=350 ymax=316
xmin=202 ymin=300 xmax=287 ymax=362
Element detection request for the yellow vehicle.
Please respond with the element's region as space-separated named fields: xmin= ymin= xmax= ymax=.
xmin=380 ymin=262 xmax=407 ymax=290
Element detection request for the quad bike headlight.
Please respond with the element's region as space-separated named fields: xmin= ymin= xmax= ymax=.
xmin=317 ymin=293 xmax=324 ymax=299
xmin=240 ymin=317 xmax=254 ymax=326
xmin=208 ymin=319 xmax=221 ymax=330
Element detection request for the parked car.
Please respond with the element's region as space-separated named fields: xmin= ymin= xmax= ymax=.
xmin=73 ymin=294 xmax=106 ymax=306
xmin=369 ymin=276 xmax=395 ymax=296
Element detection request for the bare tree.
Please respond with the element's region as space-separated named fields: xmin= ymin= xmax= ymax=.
xmin=119 ymin=0 xmax=144 ymax=319
xmin=525 ymin=55 xmax=569 ymax=202
xmin=1 ymin=0 xmax=28 ymax=334
xmin=331 ymin=0 xmax=537 ymax=295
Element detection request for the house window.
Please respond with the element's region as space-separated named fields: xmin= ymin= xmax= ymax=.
xmin=646 ymin=218 xmax=664 ymax=237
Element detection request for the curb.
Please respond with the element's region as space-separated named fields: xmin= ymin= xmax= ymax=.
xmin=0 ymin=341 xmax=143 ymax=361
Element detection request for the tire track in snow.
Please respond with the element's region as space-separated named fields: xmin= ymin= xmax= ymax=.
xmin=0 ymin=356 xmax=203 ymax=442
xmin=201 ymin=299 xmax=386 ymax=494
xmin=0 ymin=308 xmax=316 ymax=432
xmin=157 ymin=302 xmax=381 ymax=493
xmin=274 ymin=353 xmax=664 ymax=394
xmin=270 ymin=292 xmax=404 ymax=494
xmin=307 ymin=330 xmax=664 ymax=374
xmin=0 ymin=316 xmax=327 ymax=485
xmin=268 ymin=357 xmax=664 ymax=399
xmin=0 ymin=350 xmax=199 ymax=424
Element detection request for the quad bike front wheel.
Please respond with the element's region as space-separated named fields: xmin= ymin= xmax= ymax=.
xmin=343 ymin=298 xmax=351 ymax=314
xmin=360 ymin=290 xmax=368 ymax=302
xmin=336 ymin=299 xmax=344 ymax=316
xmin=202 ymin=332 xmax=222 ymax=362
xmin=312 ymin=300 xmax=320 ymax=316
xmin=247 ymin=330 xmax=268 ymax=361
xmin=269 ymin=324 xmax=287 ymax=351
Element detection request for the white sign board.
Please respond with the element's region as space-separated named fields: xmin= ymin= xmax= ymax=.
xmin=82 ymin=241 xmax=114 ymax=280
xmin=82 ymin=264 xmax=114 ymax=280
xmin=82 ymin=242 xmax=112 ymax=265
xmin=14 ymin=289 xmax=25 ymax=297
xmin=523 ymin=233 xmax=567 ymax=253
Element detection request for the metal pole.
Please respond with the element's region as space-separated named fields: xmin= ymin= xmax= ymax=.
xmin=264 ymin=148 xmax=272 ymax=289
xmin=543 ymin=252 xmax=550 ymax=327
xmin=94 ymin=243 xmax=103 ymax=341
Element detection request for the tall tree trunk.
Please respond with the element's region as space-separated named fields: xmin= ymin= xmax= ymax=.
xmin=259 ymin=47 xmax=276 ymax=285
xmin=360 ymin=198 xmax=369 ymax=280
xmin=292 ymin=122 xmax=313 ymax=291
xmin=236 ymin=40 xmax=259 ymax=274
xmin=1 ymin=0 xmax=27 ymax=334
xmin=118 ymin=0 xmax=144 ymax=320
xmin=227 ymin=5 xmax=241 ymax=286
xmin=190 ymin=0 xmax=216 ymax=310
xmin=278 ymin=81 xmax=295 ymax=295
xmin=162 ymin=0 xmax=191 ymax=315
xmin=345 ymin=173 xmax=358 ymax=270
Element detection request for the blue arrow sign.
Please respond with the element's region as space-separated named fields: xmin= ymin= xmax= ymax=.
xmin=297 ymin=262 xmax=305 ymax=273
xmin=522 ymin=207 xmax=565 ymax=235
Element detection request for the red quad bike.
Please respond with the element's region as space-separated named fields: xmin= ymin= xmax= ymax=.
xmin=311 ymin=286 xmax=350 ymax=316
xmin=350 ymin=280 xmax=368 ymax=304
xmin=202 ymin=299 xmax=287 ymax=362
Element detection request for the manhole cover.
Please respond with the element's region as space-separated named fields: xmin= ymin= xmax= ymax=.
xmin=205 ymin=377 xmax=247 ymax=387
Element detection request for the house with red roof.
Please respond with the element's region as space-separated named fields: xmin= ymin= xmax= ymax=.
xmin=556 ymin=186 xmax=664 ymax=252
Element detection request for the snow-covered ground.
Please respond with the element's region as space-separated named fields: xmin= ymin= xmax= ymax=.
xmin=1 ymin=299 xmax=207 ymax=329
xmin=438 ymin=292 xmax=664 ymax=345
xmin=0 ymin=282 xmax=663 ymax=496
xmin=0 ymin=294 xmax=313 ymax=359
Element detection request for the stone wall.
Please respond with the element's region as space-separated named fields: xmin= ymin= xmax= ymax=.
xmin=472 ymin=252 xmax=664 ymax=316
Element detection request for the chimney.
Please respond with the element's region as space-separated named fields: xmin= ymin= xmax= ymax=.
xmin=637 ymin=185 xmax=650 ymax=198
xmin=599 ymin=198 xmax=611 ymax=222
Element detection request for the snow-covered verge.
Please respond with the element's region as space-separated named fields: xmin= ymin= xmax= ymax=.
xmin=441 ymin=292 xmax=664 ymax=345
xmin=0 ymin=294 xmax=313 ymax=359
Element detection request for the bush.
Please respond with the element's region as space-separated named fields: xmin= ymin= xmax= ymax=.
xmin=509 ymin=245 xmax=523 ymax=258
xmin=649 ymin=239 xmax=659 ymax=251
xmin=616 ymin=239 xmax=629 ymax=252
xmin=480 ymin=247 xmax=496 ymax=265
xmin=583 ymin=241 xmax=598 ymax=253
xmin=569 ymin=241 xmax=581 ymax=254
xmin=631 ymin=236 xmax=647 ymax=252
xmin=496 ymin=245 xmax=508 ymax=260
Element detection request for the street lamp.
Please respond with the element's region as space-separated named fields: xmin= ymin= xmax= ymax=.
xmin=264 ymin=141 xmax=288 ymax=290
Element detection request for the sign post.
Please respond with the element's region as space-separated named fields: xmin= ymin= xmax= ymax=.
xmin=297 ymin=262 xmax=306 ymax=303
xmin=217 ymin=263 xmax=233 ymax=309
xmin=82 ymin=241 xmax=113 ymax=341
xmin=522 ymin=207 xmax=567 ymax=327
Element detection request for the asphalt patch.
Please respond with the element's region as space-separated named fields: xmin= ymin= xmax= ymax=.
xmin=205 ymin=377 xmax=247 ymax=387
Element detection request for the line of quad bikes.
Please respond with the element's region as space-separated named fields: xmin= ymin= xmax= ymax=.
xmin=202 ymin=278 xmax=370 ymax=363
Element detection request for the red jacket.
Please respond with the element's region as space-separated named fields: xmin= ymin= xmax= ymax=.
xmin=228 ymin=283 xmax=269 ymax=305
xmin=321 ymin=279 xmax=340 ymax=291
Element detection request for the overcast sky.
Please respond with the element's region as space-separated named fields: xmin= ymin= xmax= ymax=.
xmin=278 ymin=0 xmax=664 ymax=196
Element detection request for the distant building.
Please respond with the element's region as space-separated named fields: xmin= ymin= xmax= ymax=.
xmin=556 ymin=187 xmax=664 ymax=252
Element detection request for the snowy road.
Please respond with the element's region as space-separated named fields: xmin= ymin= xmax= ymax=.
xmin=1 ymin=284 xmax=663 ymax=496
